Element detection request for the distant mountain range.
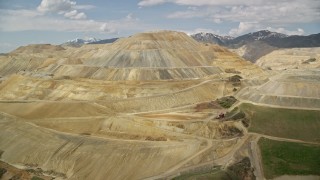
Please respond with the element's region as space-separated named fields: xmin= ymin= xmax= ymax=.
xmin=88 ymin=38 xmax=119 ymax=45
xmin=62 ymin=37 xmax=119 ymax=47
xmin=191 ymin=33 xmax=233 ymax=46
xmin=191 ymin=30 xmax=320 ymax=48
xmin=191 ymin=30 xmax=320 ymax=62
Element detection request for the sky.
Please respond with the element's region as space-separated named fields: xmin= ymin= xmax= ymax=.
xmin=0 ymin=0 xmax=319 ymax=53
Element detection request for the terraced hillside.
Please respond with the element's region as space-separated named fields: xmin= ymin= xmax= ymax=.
xmin=0 ymin=31 xmax=319 ymax=180
xmin=236 ymin=69 xmax=320 ymax=109
xmin=0 ymin=31 xmax=265 ymax=81
xmin=256 ymin=47 xmax=320 ymax=70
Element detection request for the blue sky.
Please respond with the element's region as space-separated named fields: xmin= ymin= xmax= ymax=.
xmin=0 ymin=0 xmax=319 ymax=53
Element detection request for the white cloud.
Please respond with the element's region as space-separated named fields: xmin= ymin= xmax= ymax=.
xmin=37 ymin=0 xmax=76 ymax=13
xmin=139 ymin=0 xmax=320 ymax=7
xmin=126 ymin=13 xmax=134 ymax=20
xmin=74 ymin=5 xmax=95 ymax=10
xmin=37 ymin=0 xmax=91 ymax=20
xmin=138 ymin=0 xmax=272 ymax=7
xmin=166 ymin=1 xmax=320 ymax=24
xmin=266 ymin=27 xmax=305 ymax=35
xmin=187 ymin=6 xmax=198 ymax=11
xmin=167 ymin=11 xmax=207 ymax=18
xmin=229 ymin=22 xmax=259 ymax=36
xmin=64 ymin=10 xmax=86 ymax=20
xmin=138 ymin=0 xmax=168 ymax=7
xmin=173 ymin=0 xmax=263 ymax=6
xmin=1 ymin=9 xmax=41 ymax=17
xmin=213 ymin=18 xmax=222 ymax=24
xmin=228 ymin=22 xmax=306 ymax=36
xmin=100 ymin=23 xmax=117 ymax=34
xmin=125 ymin=13 xmax=140 ymax=22
xmin=162 ymin=0 xmax=320 ymax=35
xmin=64 ymin=10 xmax=77 ymax=17
xmin=182 ymin=28 xmax=221 ymax=35
xmin=0 ymin=9 xmax=142 ymax=34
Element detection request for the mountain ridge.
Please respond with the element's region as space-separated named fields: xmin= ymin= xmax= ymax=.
xmin=192 ymin=30 xmax=320 ymax=62
xmin=192 ymin=30 xmax=320 ymax=48
xmin=62 ymin=37 xmax=119 ymax=47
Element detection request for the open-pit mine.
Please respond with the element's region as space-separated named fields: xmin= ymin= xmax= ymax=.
xmin=0 ymin=31 xmax=319 ymax=180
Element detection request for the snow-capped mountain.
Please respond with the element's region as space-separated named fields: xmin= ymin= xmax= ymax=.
xmin=230 ymin=30 xmax=288 ymax=47
xmin=88 ymin=38 xmax=119 ymax=45
xmin=192 ymin=30 xmax=320 ymax=62
xmin=191 ymin=32 xmax=233 ymax=46
xmin=63 ymin=37 xmax=100 ymax=47
xmin=68 ymin=37 xmax=100 ymax=44
xmin=192 ymin=30 xmax=320 ymax=48
xmin=191 ymin=30 xmax=288 ymax=47
xmin=241 ymin=30 xmax=288 ymax=41
xmin=62 ymin=37 xmax=119 ymax=47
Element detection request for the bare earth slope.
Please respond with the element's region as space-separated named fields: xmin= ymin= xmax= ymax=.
xmin=1 ymin=31 xmax=318 ymax=180
xmin=255 ymin=47 xmax=320 ymax=70
xmin=0 ymin=31 xmax=265 ymax=81
xmin=236 ymin=69 xmax=320 ymax=109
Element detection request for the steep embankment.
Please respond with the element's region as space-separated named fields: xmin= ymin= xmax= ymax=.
xmin=256 ymin=47 xmax=320 ymax=70
xmin=236 ymin=70 xmax=320 ymax=109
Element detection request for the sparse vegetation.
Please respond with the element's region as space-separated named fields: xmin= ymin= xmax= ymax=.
xmin=176 ymin=124 xmax=185 ymax=129
xmin=173 ymin=158 xmax=255 ymax=180
xmin=195 ymin=101 xmax=221 ymax=111
xmin=227 ymin=157 xmax=255 ymax=180
xmin=26 ymin=168 xmax=66 ymax=179
xmin=10 ymin=174 xmax=22 ymax=180
xmin=217 ymin=96 xmax=237 ymax=108
xmin=302 ymin=57 xmax=316 ymax=64
xmin=259 ymin=138 xmax=320 ymax=179
xmin=240 ymin=103 xmax=320 ymax=142
xmin=62 ymin=75 xmax=71 ymax=79
xmin=31 ymin=176 xmax=44 ymax=180
xmin=145 ymin=136 xmax=167 ymax=141
xmin=225 ymin=107 xmax=246 ymax=120
xmin=173 ymin=166 xmax=237 ymax=180
xmin=225 ymin=68 xmax=241 ymax=74
xmin=219 ymin=124 xmax=243 ymax=138
xmin=79 ymin=132 xmax=91 ymax=136
xmin=229 ymin=75 xmax=243 ymax=82
xmin=0 ymin=168 xmax=7 ymax=178
xmin=241 ymin=118 xmax=250 ymax=128
xmin=231 ymin=111 xmax=246 ymax=120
